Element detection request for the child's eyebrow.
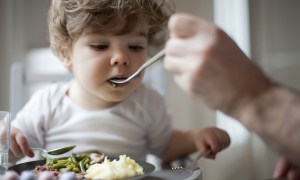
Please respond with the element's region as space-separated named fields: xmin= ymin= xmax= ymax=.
xmin=137 ymin=31 xmax=148 ymax=37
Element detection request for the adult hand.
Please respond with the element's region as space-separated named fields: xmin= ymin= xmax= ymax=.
xmin=164 ymin=13 xmax=272 ymax=116
xmin=164 ymin=13 xmax=300 ymax=169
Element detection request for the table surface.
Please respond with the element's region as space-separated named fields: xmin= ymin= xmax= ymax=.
xmin=143 ymin=168 xmax=202 ymax=180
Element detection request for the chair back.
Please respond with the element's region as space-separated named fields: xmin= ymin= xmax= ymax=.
xmin=10 ymin=62 xmax=72 ymax=119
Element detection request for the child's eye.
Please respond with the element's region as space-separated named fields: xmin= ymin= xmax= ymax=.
xmin=91 ymin=44 xmax=109 ymax=50
xmin=129 ymin=45 xmax=144 ymax=51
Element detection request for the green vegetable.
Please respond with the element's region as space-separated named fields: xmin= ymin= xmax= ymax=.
xmin=44 ymin=153 xmax=91 ymax=173
xmin=79 ymin=161 xmax=86 ymax=172
xmin=112 ymin=82 xmax=117 ymax=88
xmin=53 ymin=163 xmax=67 ymax=169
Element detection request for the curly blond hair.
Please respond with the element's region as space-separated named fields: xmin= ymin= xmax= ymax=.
xmin=48 ymin=0 xmax=175 ymax=56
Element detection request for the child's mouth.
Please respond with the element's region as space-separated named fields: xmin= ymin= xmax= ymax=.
xmin=108 ymin=77 xmax=128 ymax=88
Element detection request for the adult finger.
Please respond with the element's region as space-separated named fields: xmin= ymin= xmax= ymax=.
xmin=288 ymin=168 xmax=300 ymax=180
xmin=168 ymin=13 xmax=208 ymax=38
xmin=273 ymin=157 xmax=290 ymax=178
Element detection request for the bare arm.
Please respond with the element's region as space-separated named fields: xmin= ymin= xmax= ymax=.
xmin=161 ymin=130 xmax=195 ymax=163
xmin=234 ymin=85 xmax=300 ymax=167
xmin=161 ymin=128 xmax=230 ymax=163
xmin=164 ymin=13 xmax=300 ymax=167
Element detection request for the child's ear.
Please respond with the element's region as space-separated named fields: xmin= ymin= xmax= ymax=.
xmin=59 ymin=47 xmax=72 ymax=70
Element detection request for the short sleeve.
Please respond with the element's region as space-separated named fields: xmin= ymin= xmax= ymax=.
xmin=11 ymin=83 xmax=66 ymax=148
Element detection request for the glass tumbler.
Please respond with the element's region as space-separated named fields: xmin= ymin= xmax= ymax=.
xmin=0 ymin=111 xmax=11 ymax=174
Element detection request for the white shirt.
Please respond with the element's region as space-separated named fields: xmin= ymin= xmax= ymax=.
xmin=12 ymin=82 xmax=172 ymax=161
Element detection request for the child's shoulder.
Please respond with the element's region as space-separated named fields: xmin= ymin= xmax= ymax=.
xmin=35 ymin=81 xmax=68 ymax=93
xmin=31 ymin=82 xmax=70 ymax=100
xmin=20 ymin=82 xmax=70 ymax=113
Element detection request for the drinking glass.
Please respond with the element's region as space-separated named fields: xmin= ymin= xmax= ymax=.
xmin=0 ymin=111 xmax=11 ymax=174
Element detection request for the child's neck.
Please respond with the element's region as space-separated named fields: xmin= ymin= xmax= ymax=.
xmin=67 ymin=82 xmax=119 ymax=110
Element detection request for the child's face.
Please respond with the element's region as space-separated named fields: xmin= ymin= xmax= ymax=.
xmin=64 ymin=25 xmax=148 ymax=109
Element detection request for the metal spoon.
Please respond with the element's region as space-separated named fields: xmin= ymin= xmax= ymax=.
xmin=110 ymin=49 xmax=165 ymax=84
xmin=172 ymin=150 xmax=211 ymax=170
xmin=30 ymin=145 xmax=76 ymax=155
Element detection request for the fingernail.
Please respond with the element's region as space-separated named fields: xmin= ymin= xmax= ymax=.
xmin=28 ymin=150 xmax=35 ymax=157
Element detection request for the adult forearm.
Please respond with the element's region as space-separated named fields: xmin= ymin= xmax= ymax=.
xmin=234 ymin=84 xmax=300 ymax=167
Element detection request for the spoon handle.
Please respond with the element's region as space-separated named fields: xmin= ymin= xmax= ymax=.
xmin=30 ymin=148 xmax=47 ymax=153
xmin=110 ymin=49 xmax=165 ymax=84
xmin=140 ymin=49 xmax=165 ymax=70
xmin=125 ymin=49 xmax=165 ymax=82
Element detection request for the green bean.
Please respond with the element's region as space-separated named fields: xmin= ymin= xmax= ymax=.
xmin=44 ymin=153 xmax=93 ymax=173
xmin=71 ymin=154 xmax=78 ymax=163
xmin=82 ymin=157 xmax=90 ymax=165
xmin=46 ymin=157 xmax=53 ymax=163
xmin=53 ymin=163 xmax=67 ymax=169
xmin=66 ymin=164 xmax=74 ymax=169
xmin=46 ymin=160 xmax=54 ymax=166
xmin=68 ymin=163 xmax=77 ymax=169
xmin=79 ymin=153 xmax=89 ymax=160
xmin=112 ymin=82 xmax=117 ymax=88
xmin=66 ymin=166 xmax=72 ymax=171
xmin=58 ymin=159 xmax=68 ymax=164
xmin=73 ymin=167 xmax=80 ymax=173
xmin=79 ymin=161 xmax=86 ymax=172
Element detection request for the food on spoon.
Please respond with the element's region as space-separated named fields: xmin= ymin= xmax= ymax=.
xmin=111 ymin=81 xmax=117 ymax=88
xmin=85 ymin=154 xmax=144 ymax=180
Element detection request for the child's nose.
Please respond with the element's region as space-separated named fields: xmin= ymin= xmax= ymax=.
xmin=110 ymin=53 xmax=129 ymax=66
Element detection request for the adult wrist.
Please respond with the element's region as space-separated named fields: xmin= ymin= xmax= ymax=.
xmin=233 ymin=83 xmax=297 ymax=143
xmin=227 ymin=77 xmax=275 ymax=125
xmin=234 ymin=84 xmax=300 ymax=166
xmin=235 ymin=83 xmax=279 ymax=132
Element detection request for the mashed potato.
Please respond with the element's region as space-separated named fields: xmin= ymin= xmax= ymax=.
xmin=84 ymin=155 xmax=144 ymax=180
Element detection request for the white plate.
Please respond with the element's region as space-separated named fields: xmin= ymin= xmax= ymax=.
xmin=8 ymin=159 xmax=156 ymax=180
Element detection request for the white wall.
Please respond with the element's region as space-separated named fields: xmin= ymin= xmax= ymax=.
xmin=249 ymin=1 xmax=300 ymax=178
xmin=0 ymin=0 xmax=12 ymax=111
xmin=0 ymin=0 xmax=51 ymax=110
xmin=250 ymin=0 xmax=300 ymax=90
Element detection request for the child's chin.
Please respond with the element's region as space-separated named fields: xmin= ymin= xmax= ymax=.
xmin=109 ymin=94 xmax=130 ymax=102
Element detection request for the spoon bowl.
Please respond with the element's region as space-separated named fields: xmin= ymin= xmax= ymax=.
xmin=31 ymin=145 xmax=76 ymax=156
xmin=172 ymin=150 xmax=211 ymax=170
xmin=110 ymin=49 xmax=165 ymax=84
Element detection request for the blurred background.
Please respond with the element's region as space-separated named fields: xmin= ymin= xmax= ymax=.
xmin=1 ymin=0 xmax=300 ymax=179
